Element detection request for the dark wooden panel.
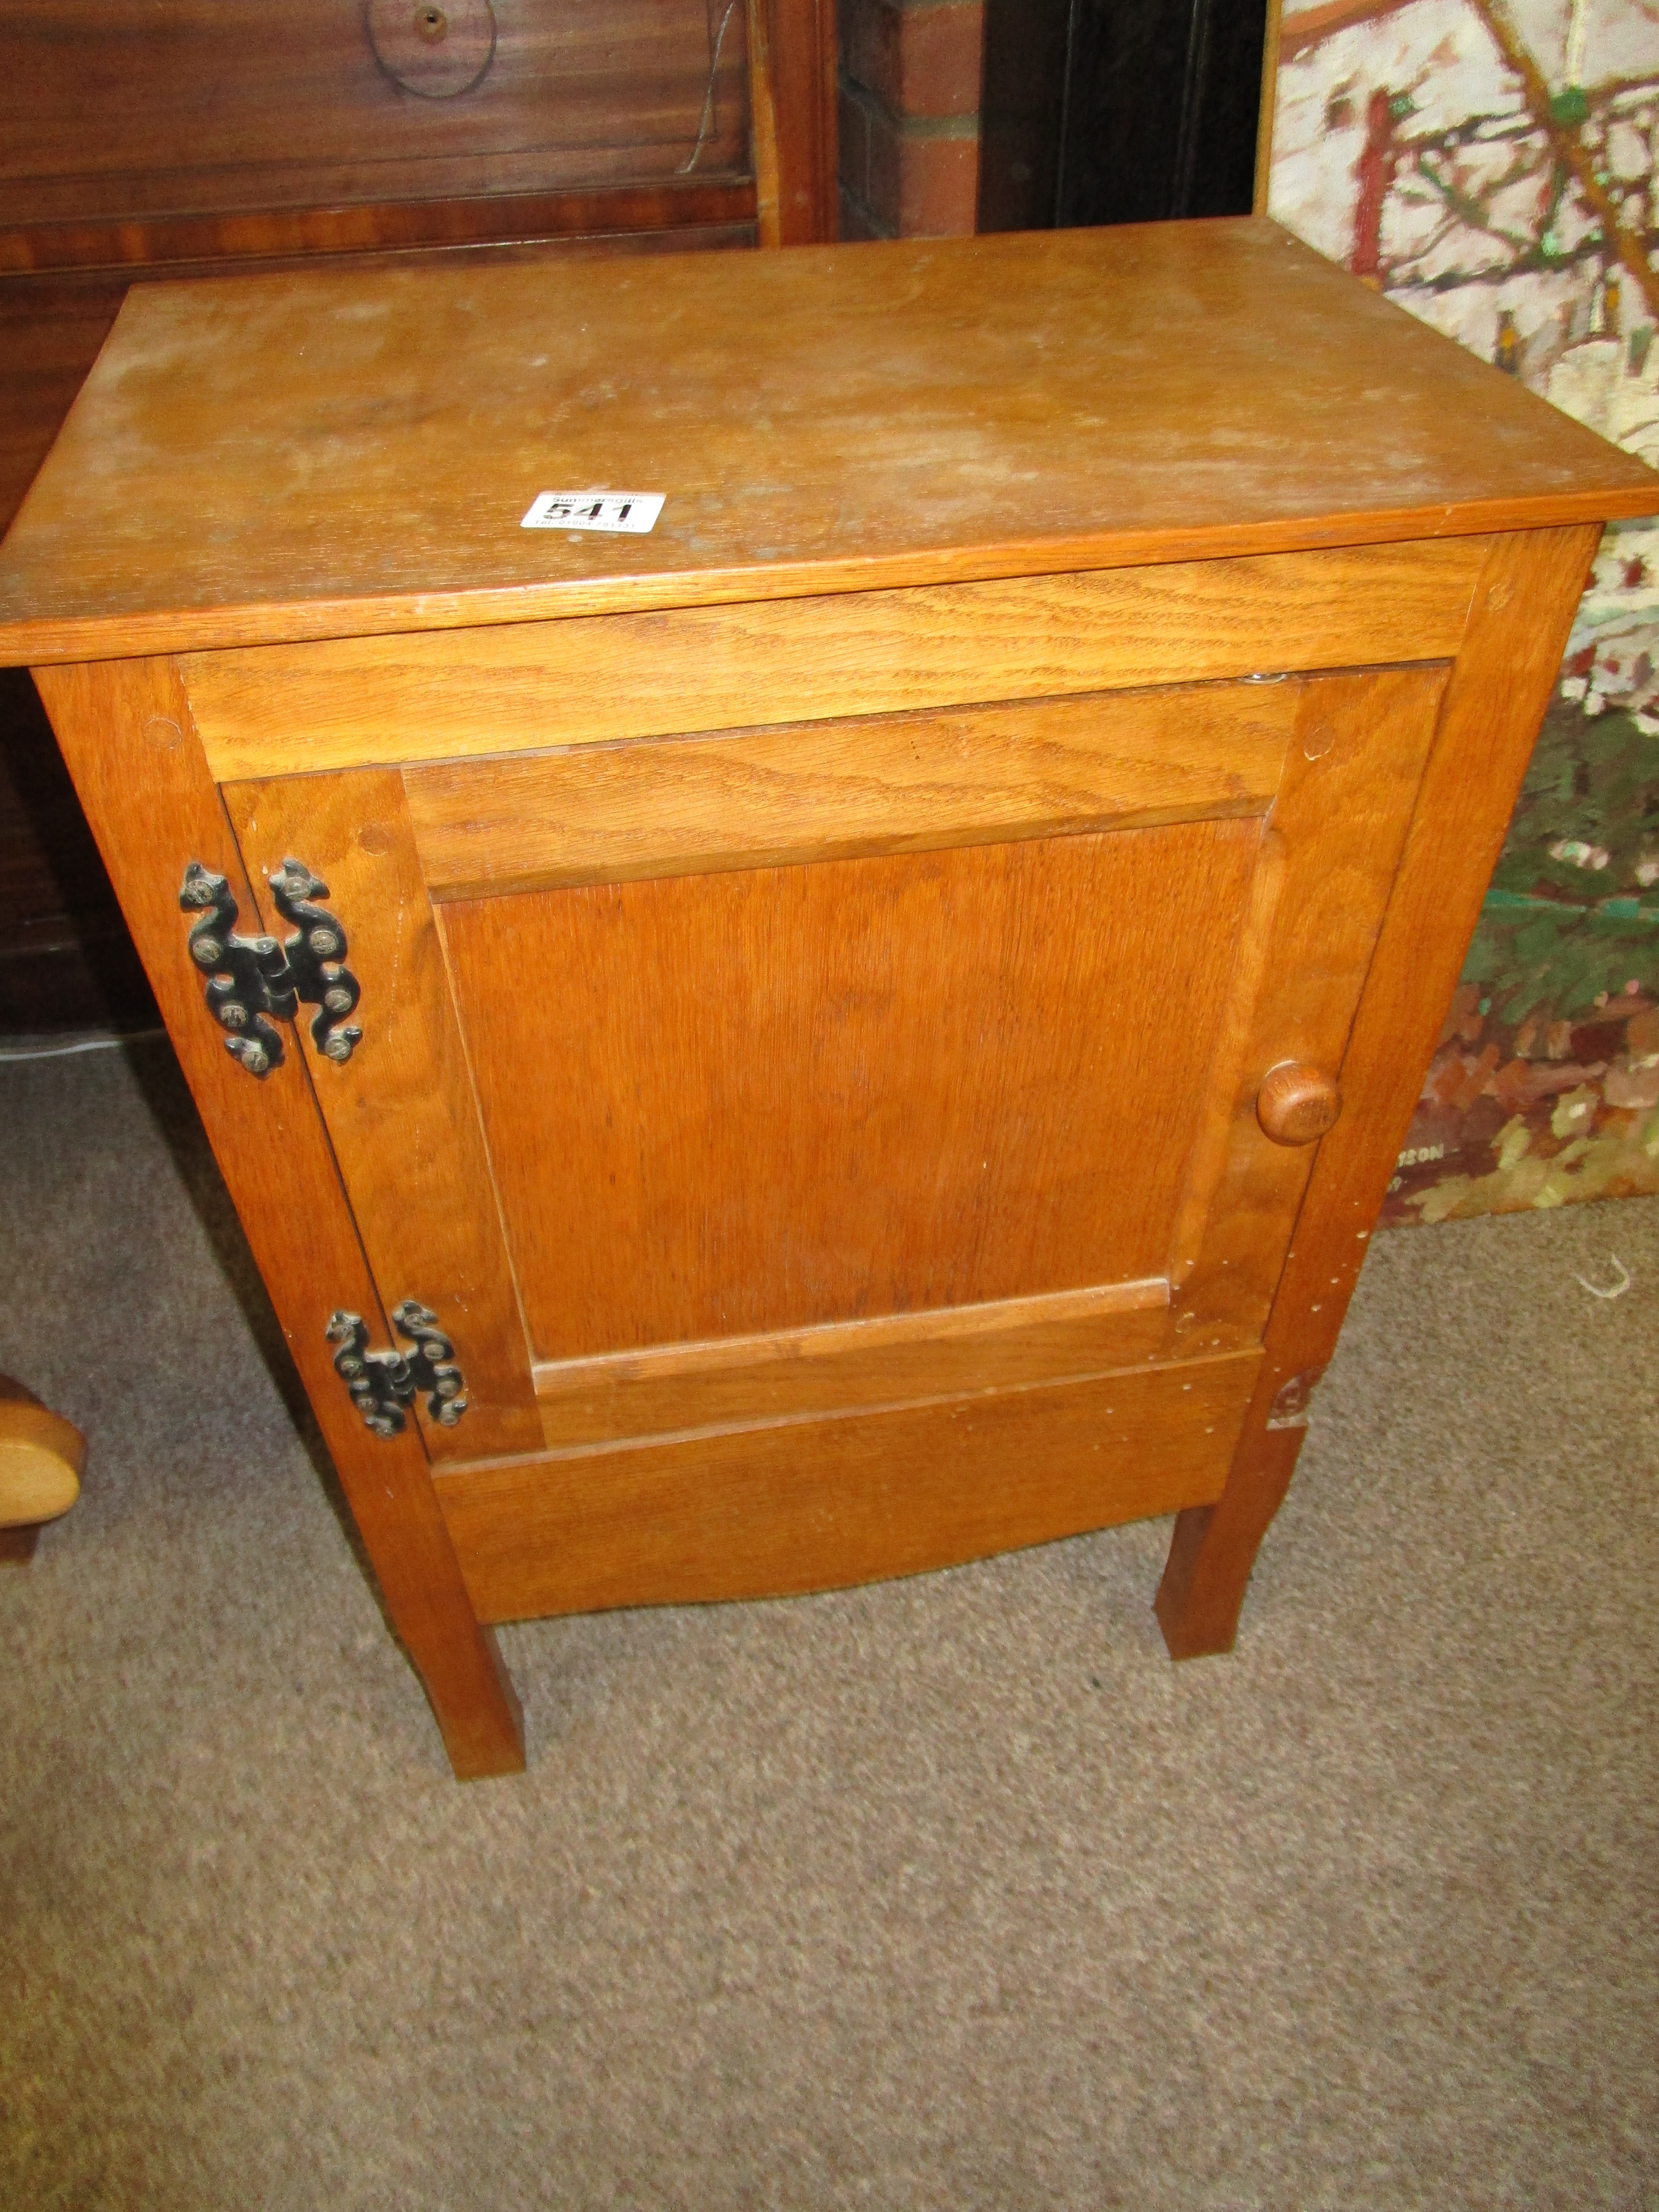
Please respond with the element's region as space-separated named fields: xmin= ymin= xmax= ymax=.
xmin=0 ymin=666 xmax=156 ymax=1031
xmin=0 ymin=274 xmax=124 ymax=523
xmin=978 ymin=0 xmax=1269 ymax=231
xmin=0 ymin=0 xmax=754 ymax=232
xmin=760 ymin=0 xmax=838 ymax=242
xmin=439 ymin=819 xmax=1260 ymax=1360
xmin=0 ymin=184 xmax=760 ymax=280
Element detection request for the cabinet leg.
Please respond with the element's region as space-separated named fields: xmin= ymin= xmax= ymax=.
xmin=324 ymin=1425 xmax=526 ymax=1779
xmin=422 ymin=1622 xmax=526 ymax=1781
xmin=1 ymin=1524 xmax=42 ymax=1566
xmin=1155 ymin=1401 xmax=1307 ymax=1659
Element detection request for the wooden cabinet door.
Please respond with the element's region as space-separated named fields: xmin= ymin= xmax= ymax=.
xmin=209 ymin=635 xmax=1451 ymax=1619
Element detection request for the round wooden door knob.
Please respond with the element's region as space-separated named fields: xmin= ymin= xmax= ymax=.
xmin=1256 ymin=1062 xmax=1343 ymax=1146
xmin=0 ymin=1381 xmax=86 ymax=1528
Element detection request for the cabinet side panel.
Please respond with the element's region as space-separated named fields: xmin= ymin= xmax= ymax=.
xmin=30 ymin=658 xmax=524 ymax=1779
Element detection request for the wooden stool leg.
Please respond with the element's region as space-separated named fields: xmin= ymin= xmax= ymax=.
xmin=0 ymin=1374 xmax=86 ymax=1563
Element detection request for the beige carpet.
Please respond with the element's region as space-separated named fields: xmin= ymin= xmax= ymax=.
xmin=1 ymin=1034 xmax=1656 ymax=2211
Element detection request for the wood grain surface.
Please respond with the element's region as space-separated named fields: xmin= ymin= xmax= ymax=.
xmin=533 ymin=1278 xmax=1170 ymax=1446
xmin=1165 ymin=662 xmax=1452 ymax=1351
xmin=404 ymin=681 xmax=1296 ymax=896
xmin=3 ymin=221 xmax=1651 ymax=663
xmin=11 ymin=216 xmax=1646 ymax=1757
xmin=439 ymin=1349 xmax=1262 ymax=1623
xmin=438 ymin=820 xmax=1258 ymax=1360
xmin=0 ymin=184 xmax=762 ymax=284
xmin=0 ymin=0 xmax=753 ymax=237
xmin=759 ymin=0 xmax=837 ymax=245
xmin=182 ymin=541 xmax=1482 ymax=780
xmin=1156 ymin=526 xmax=1604 ymax=1658
xmin=0 ymin=158 xmax=763 ymax=298
xmin=31 ymin=657 xmax=524 ymax=1778
xmin=746 ymin=0 xmax=783 ymax=247
xmin=222 ymin=768 xmax=542 ymax=1462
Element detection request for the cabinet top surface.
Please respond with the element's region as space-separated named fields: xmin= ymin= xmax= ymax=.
xmin=1 ymin=218 xmax=1653 ymax=663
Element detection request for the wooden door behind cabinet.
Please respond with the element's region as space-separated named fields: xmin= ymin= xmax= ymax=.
xmin=2 ymin=0 xmax=754 ymax=228
xmin=0 ymin=0 xmax=836 ymax=272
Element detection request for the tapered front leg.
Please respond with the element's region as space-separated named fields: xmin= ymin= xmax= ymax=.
xmin=1157 ymin=1370 xmax=1322 ymax=1656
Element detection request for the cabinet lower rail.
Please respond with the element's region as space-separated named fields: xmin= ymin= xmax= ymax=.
xmin=432 ymin=1349 xmax=1261 ymax=1626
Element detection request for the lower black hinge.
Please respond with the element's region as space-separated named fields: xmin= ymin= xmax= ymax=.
xmin=327 ymin=1302 xmax=469 ymax=1438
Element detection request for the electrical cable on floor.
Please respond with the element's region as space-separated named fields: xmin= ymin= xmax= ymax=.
xmin=0 ymin=1027 xmax=166 ymax=1064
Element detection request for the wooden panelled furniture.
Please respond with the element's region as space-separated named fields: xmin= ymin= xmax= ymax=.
xmin=0 ymin=0 xmax=836 ymax=1029
xmin=0 ymin=219 xmax=1651 ymax=1777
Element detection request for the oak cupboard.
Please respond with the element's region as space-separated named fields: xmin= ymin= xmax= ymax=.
xmin=2 ymin=219 xmax=1651 ymax=1777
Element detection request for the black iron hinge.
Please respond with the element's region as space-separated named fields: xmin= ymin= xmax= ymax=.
xmin=179 ymin=858 xmax=362 ymax=1078
xmin=326 ymin=1302 xmax=469 ymax=1439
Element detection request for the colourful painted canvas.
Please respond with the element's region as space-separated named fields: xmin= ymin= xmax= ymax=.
xmin=1267 ymin=0 xmax=1659 ymax=1221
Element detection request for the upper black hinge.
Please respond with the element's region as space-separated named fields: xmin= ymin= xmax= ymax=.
xmin=179 ymin=858 xmax=362 ymax=1078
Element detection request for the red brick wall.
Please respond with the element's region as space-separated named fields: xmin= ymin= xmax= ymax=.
xmin=837 ymin=0 xmax=985 ymax=238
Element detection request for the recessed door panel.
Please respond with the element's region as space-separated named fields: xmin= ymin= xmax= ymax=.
xmin=439 ymin=817 xmax=1260 ymax=1358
